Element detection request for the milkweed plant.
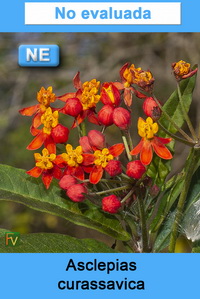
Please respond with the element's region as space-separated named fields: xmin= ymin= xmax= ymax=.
xmin=1 ymin=60 xmax=200 ymax=253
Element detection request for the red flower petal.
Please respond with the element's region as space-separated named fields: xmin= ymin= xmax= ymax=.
xmin=67 ymin=166 xmax=84 ymax=181
xmin=89 ymin=166 xmax=103 ymax=184
xmin=26 ymin=166 xmax=43 ymax=178
xmin=42 ymin=173 xmax=53 ymax=189
xmin=152 ymin=138 xmax=173 ymax=160
xmin=119 ymin=62 xmax=129 ymax=82
xmin=82 ymin=166 xmax=94 ymax=173
xmin=44 ymin=135 xmax=56 ymax=154
xmin=130 ymin=139 xmax=143 ymax=156
xmin=54 ymin=155 xmax=65 ymax=165
xmin=109 ymin=143 xmax=124 ymax=157
xmin=140 ymin=139 xmax=153 ymax=165
xmin=52 ymin=165 xmax=63 ymax=180
xmin=124 ymin=88 xmax=132 ymax=106
xmin=27 ymin=132 xmax=46 ymax=150
xmin=155 ymin=136 xmax=172 ymax=144
xmin=87 ymin=110 xmax=100 ymax=125
xmin=19 ymin=104 xmax=39 ymax=116
xmin=82 ymin=153 xmax=94 ymax=166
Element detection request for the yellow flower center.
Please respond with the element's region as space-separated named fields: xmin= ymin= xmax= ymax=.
xmin=41 ymin=107 xmax=59 ymax=135
xmin=61 ymin=144 xmax=84 ymax=167
xmin=123 ymin=64 xmax=141 ymax=87
xmin=81 ymin=79 xmax=100 ymax=110
xmin=94 ymin=148 xmax=114 ymax=168
xmin=37 ymin=86 xmax=56 ymax=107
xmin=138 ymin=117 xmax=158 ymax=139
xmin=173 ymin=60 xmax=190 ymax=76
xmin=103 ymin=85 xmax=115 ymax=103
xmin=134 ymin=70 xmax=153 ymax=84
xmin=34 ymin=148 xmax=56 ymax=170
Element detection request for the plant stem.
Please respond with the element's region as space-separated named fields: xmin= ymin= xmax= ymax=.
xmin=82 ymin=178 xmax=122 ymax=184
xmin=158 ymin=121 xmax=195 ymax=147
xmin=126 ymin=129 xmax=134 ymax=152
xmin=90 ymin=185 xmax=131 ymax=196
xmin=168 ymin=148 xmax=200 ymax=253
xmin=121 ymin=187 xmax=135 ymax=203
xmin=138 ymin=195 xmax=150 ymax=252
xmin=80 ymin=121 xmax=87 ymax=136
xmin=177 ymin=82 xmax=198 ymax=141
xmin=153 ymin=94 xmax=194 ymax=143
xmin=121 ymin=132 xmax=132 ymax=161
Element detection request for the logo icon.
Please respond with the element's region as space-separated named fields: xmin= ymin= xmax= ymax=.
xmin=5 ymin=232 xmax=20 ymax=246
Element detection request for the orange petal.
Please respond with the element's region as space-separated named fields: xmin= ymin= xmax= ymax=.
xmin=57 ymin=92 xmax=76 ymax=102
xmin=71 ymin=111 xmax=86 ymax=128
xmin=27 ymin=132 xmax=46 ymax=150
xmin=44 ymin=135 xmax=56 ymax=154
xmin=124 ymin=88 xmax=132 ymax=106
xmin=42 ymin=173 xmax=53 ymax=189
xmin=89 ymin=166 xmax=103 ymax=184
xmin=152 ymin=138 xmax=173 ymax=160
xmin=82 ymin=154 xmax=94 ymax=166
xmin=32 ymin=112 xmax=42 ymax=128
xmin=155 ymin=136 xmax=172 ymax=144
xmin=140 ymin=139 xmax=153 ymax=165
xmin=130 ymin=139 xmax=143 ymax=156
xmin=109 ymin=143 xmax=124 ymax=157
xmin=19 ymin=105 xmax=39 ymax=116
xmin=54 ymin=155 xmax=65 ymax=166
xmin=87 ymin=111 xmax=100 ymax=125
xmin=112 ymin=82 xmax=124 ymax=90
xmin=119 ymin=62 xmax=129 ymax=82
xmin=30 ymin=125 xmax=41 ymax=136
xmin=73 ymin=71 xmax=82 ymax=89
xmin=26 ymin=166 xmax=43 ymax=178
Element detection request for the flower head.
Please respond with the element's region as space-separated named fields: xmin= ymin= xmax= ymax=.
xmin=26 ymin=148 xmax=62 ymax=189
xmin=126 ymin=160 xmax=146 ymax=179
xmin=142 ymin=97 xmax=161 ymax=119
xmin=130 ymin=117 xmax=173 ymax=165
xmin=100 ymin=82 xmax=121 ymax=107
xmin=172 ymin=60 xmax=198 ymax=80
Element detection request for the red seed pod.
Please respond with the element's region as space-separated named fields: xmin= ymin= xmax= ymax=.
xmin=105 ymin=160 xmax=122 ymax=177
xmin=102 ymin=195 xmax=121 ymax=214
xmin=79 ymin=136 xmax=92 ymax=153
xmin=59 ymin=175 xmax=77 ymax=190
xmin=63 ymin=98 xmax=83 ymax=117
xmin=113 ymin=107 xmax=131 ymax=130
xmin=67 ymin=184 xmax=87 ymax=202
xmin=51 ymin=124 xmax=69 ymax=144
xmin=126 ymin=160 xmax=146 ymax=179
xmin=142 ymin=97 xmax=161 ymax=119
xmin=88 ymin=130 xmax=105 ymax=149
xmin=98 ymin=105 xmax=114 ymax=126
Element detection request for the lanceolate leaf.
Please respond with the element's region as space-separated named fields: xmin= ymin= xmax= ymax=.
xmin=147 ymin=72 xmax=197 ymax=186
xmin=0 ymin=230 xmax=115 ymax=253
xmin=0 ymin=164 xmax=130 ymax=241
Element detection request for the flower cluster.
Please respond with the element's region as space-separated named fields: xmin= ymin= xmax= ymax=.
xmin=20 ymin=60 xmax=194 ymax=214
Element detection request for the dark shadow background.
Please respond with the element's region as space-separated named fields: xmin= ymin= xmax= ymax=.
xmin=0 ymin=33 xmax=199 ymax=246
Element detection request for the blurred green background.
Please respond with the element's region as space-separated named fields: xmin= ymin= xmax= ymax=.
xmin=0 ymin=33 xmax=200 ymax=245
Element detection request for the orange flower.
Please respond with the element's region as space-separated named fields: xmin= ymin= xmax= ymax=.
xmin=27 ymin=107 xmax=69 ymax=153
xmin=26 ymin=148 xmax=62 ymax=189
xmin=54 ymin=144 xmax=94 ymax=181
xmin=19 ymin=86 xmax=57 ymax=131
xmin=172 ymin=60 xmax=198 ymax=80
xmin=130 ymin=117 xmax=173 ymax=165
xmin=58 ymin=72 xmax=100 ymax=127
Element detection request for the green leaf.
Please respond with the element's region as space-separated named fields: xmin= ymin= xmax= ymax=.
xmin=0 ymin=164 xmax=130 ymax=241
xmin=147 ymin=73 xmax=197 ymax=186
xmin=0 ymin=230 xmax=115 ymax=253
xmin=153 ymin=211 xmax=175 ymax=252
xmin=185 ymin=166 xmax=200 ymax=212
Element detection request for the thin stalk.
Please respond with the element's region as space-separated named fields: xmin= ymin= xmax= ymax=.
xmin=177 ymin=82 xmax=198 ymax=141
xmin=121 ymin=187 xmax=135 ymax=203
xmin=138 ymin=195 xmax=150 ymax=252
xmin=153 ymin=94 xmax=194 ymax=143
xmin=80 ymin=121 xmax=87 ymax=136
xmin=75 ymin=120 xmax=82 ymax=139
xmin=126 ymin=129 xmax=134 ymax=152
xmin=158 ymin=121 xmax=195 ymax=147
xmin=90 ymin=185 xmax=131 ymax=196
xmin=121 ymin=132 xmax=132 ymax=161
xmin=82 ymin=178 xmax=123 ymax=184
xmin=168 ymin=148 xmax=200 ymax=253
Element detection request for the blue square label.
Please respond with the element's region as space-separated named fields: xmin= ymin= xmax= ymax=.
xmin=18 ymin=45 xmax=60 ymax=67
